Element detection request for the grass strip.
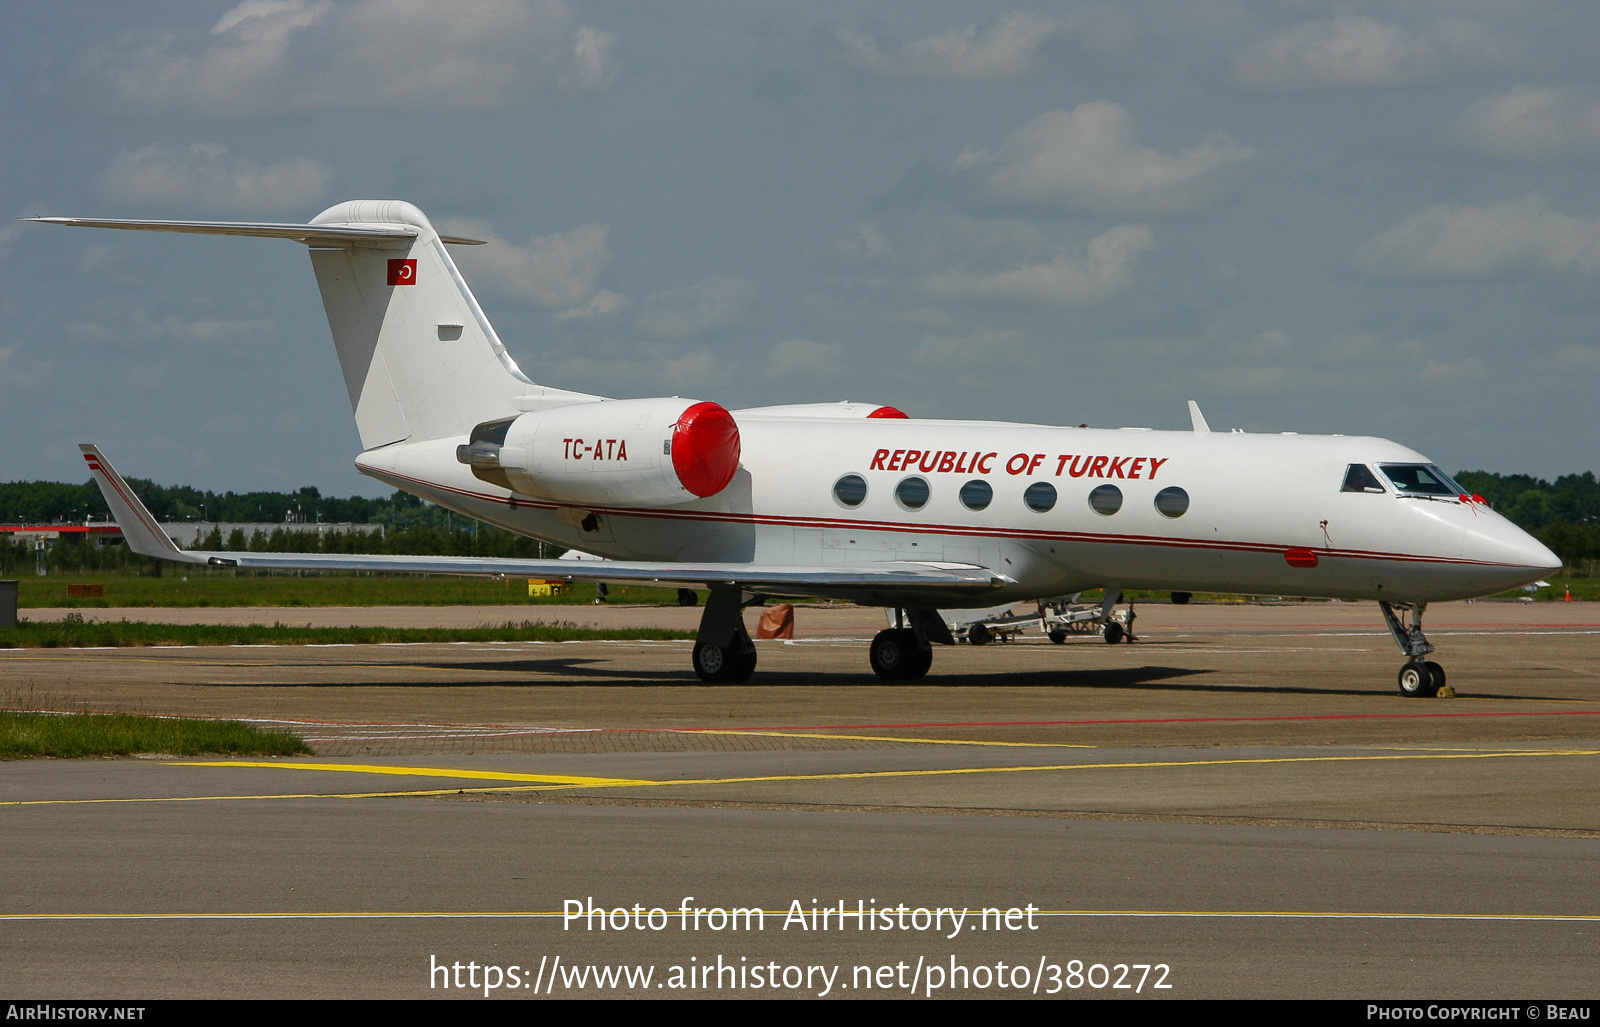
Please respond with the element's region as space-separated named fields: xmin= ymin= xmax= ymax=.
xmin=0 ymin=710 xmax=312 ymax=759
xmin=0 ymin=620 xmax=695 ymax=649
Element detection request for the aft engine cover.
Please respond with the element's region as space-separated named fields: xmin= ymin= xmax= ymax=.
xmin=461 ymin=397 xmax=740 ymax=507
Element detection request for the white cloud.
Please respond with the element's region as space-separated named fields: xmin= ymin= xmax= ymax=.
xmin=834 ymin=221 xmax=891 ymax=260
xmin=441 ymin=219 xmax=614 ymax=311
xmin=764 ymin=338 xmax=844 ymax=379
xmin=1418 ymin=356 xmax=1486 ymax=382
xmin=0 ymin=224 xmax=24 ymax=264
xmin=636 ymin=277 xmax=756 ymax=339
xmin=829 ymin=12 xmax=1058 ymax=80
xmin=141 ymin=314 xmax=274 ymax=341
xmin=549 ymin=346 xmax=730 ymax=396
xmin=1456 ymin=86 xmax=1600 ymax=159
xmin=0 ymin=344 xmax=51 ymax=388
xmin=100 ymin=143 xmax=332 ymax=213
xmin=64 ymin=310 xmax=273 ymax=351
xmin=913 ymin=326 xmax=1029 ymax=367
xmin=970 ymin=102 xmax=1255 ymax=215
xmin=1352 ymin=194 xmax=1600 ymax=281
xmin=552 ymin=290 xmax=629 ymax=322
xmin=67 ymin=0 xmax=617 ymax=117
xmin=1233 ymin=15 xmax=1505 ymax=90
xmin=920 ymin=224 xmax=1154 ymax=306
xmin=1547 ymin=344 xmax=1600 ymax=371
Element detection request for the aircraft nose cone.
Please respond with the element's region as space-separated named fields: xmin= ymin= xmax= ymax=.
xmin=1465 ymin=514 xmax=1562 ymax=584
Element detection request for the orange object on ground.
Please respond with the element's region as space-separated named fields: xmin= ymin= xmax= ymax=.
xmin=756 ymin=603 xmax=795 ymax=639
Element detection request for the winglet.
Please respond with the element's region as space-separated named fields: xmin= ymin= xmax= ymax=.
xmin=1187 ymin=400 xmax=1211 ymax=434
xmin=78 ymin=446 xmax=201 ymax=565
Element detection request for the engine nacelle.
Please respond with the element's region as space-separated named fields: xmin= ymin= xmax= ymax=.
xmin=457 ymin=397 xmax=740 ymax=508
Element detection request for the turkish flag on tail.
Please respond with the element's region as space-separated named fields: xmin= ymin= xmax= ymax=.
xmin=387 ymin=258 xmax=417 ymax=286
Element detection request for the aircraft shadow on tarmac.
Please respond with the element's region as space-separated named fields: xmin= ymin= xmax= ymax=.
xmin=241 ymin=658 xmax=1213 ymax=690
xmin=223 ymin=659 xmax=1576 ymax=700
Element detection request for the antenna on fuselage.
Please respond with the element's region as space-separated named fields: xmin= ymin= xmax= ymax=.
xmin=1187 ymin=400 xmax=1211 ymax=434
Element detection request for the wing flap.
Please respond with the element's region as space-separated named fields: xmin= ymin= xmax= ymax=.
xmin=195 ymin=552 xmax=1004 ymax=595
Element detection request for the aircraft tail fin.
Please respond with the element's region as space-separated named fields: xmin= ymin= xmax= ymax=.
xmin=33 ymin=202 xmax=602 ymax=451
xmin=78 ymin=445 xmax=204 ymax=565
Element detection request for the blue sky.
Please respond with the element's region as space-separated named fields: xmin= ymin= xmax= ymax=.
xmin=4 ymin=1 xmax=1598 ymax=495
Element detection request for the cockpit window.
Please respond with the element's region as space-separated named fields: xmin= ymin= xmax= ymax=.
xmin=1378 ymin=463 xmax=1462 ymax=496
xmin=1341 ymin=464 xmax=1386 ymax=494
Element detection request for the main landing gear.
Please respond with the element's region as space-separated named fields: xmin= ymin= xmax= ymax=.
xmin=692 ymin=595 xmax=950 ymax=683
xmin=1380 ymin=601 xmax=1446 ymax=697
xmin=692 ymin=586 xmax=758 ymax=683
xmin=869 ymin=608 xmax=949 ymax=681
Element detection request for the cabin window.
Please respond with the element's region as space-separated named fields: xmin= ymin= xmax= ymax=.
xmin=896 ymin=476 xmax=930 ymax=510
xmin=833 ymin=474 xmax=867 ymax=507
xmin=1341 ymin=464 xmax=1386 ymax=494
xmin=1378 ymin=464 xmax=1461 ymax=496
xmin=959 ymin=479 xmax=992 ymax=511
xmin=1154 ymin=486 xmax=1189 ymax=517
xmin=1088 ymin=484 xmax=1123 ymax=515
xmin=1023 ymin=482 xmax=1057 ymax=513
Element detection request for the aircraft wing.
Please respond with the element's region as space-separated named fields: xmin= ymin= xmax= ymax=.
xmin=80 ymin=446 xmax=1008 ymax=600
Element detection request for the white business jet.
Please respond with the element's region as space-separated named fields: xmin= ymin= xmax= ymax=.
xmin=32 ymin=201 xmax=1560 ymax=694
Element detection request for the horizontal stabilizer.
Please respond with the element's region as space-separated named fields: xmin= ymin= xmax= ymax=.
xmin=25 ymin=216 xmax=482 ymax=247
xmin=79 ymin=446 xmax=1009 ymax=599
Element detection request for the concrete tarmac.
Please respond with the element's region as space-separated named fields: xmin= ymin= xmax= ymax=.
xmin=2 ymin=601 xmax=1597 ymax=999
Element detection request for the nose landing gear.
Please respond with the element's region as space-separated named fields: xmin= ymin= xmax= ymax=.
xmin=1380 ymin=601 xmax=1445 ymax=697
xmin=1397 ymin=659 xmax=1446 ymax=698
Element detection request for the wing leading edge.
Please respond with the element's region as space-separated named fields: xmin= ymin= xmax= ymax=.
xmin=79 ymin=446 xmax=1009 ymax=601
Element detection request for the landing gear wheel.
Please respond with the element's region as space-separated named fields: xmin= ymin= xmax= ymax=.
xmin=1103 ymin=622 xmax=1125 ymax=644
xmin=871 ymin=629 xmax=930 ymax=681
xmin=693 ymin=641 xmax=756 ymax=683
xmin=1425 ymin=661 xmax=1445 ymax=692
xmin=1397 ymin=660 xmax=1439 ymax=698
xmin=677 ymin=588 xmax=699 ymax=607
xmin=1048 ymin=630 xmax=1068 ymax=644
xmin=967 ymin=623 xmax=991 ymax=645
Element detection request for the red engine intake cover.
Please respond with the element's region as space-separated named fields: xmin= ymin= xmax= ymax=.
xmin=671 ymin=401 xmax=741 ymax=497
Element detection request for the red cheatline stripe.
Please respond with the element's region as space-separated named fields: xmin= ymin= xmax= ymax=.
xmin=365 ymin=467 xmax=1522 ymax=570
xmin=671 ymin=710 xmax=1600 ymax=733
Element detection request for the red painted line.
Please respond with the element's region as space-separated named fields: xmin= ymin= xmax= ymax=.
xmin=673 ymin=710 xmax=1600 ymax=733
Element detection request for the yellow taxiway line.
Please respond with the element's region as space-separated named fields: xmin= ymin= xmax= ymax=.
xmin=166 ymin=762 xmax=651 ymax=786
xmin=2 ymin=748 xmax=1594 ymax=808
xmin=187 ymin=747 xmax=1600 ymax=791
xmin=681 ymin=729 xmax=1095 ymax=748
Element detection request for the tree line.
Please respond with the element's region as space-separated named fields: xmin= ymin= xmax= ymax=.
xmin=0 ymin=478 xmax=442 ymax=528
xmin=0 ymin=523 xmax=563 ymax=576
